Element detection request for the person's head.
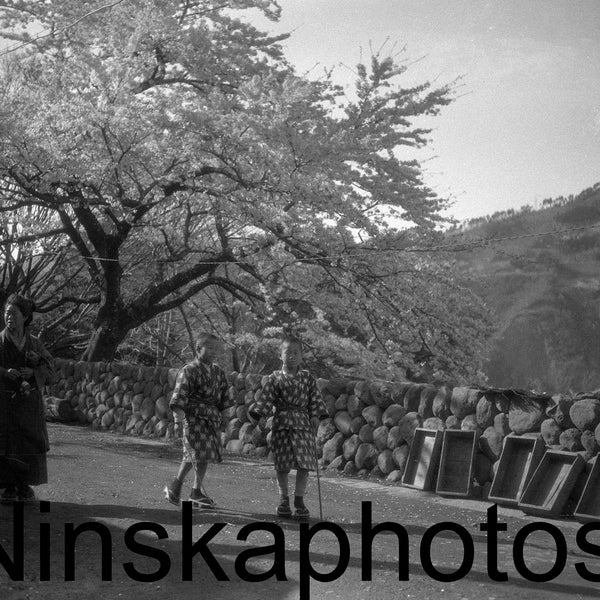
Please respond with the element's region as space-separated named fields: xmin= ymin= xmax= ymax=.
xmin=195 ymin=333 xmax=222 ymax=364
xmin=280 ymin=335 xmax=303 ymax=370
xmin=4 ymin=294 xmax=35 ymax=335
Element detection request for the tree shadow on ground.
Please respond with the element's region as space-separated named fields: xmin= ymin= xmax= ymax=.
xmin=1 ymin=497 xmax=597 ymax=599
xmin=0 ymin=500 xmax=299 ymax=600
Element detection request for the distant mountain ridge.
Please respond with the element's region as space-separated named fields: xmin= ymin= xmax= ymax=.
xmin=450 ymin=183 xmax=600 ymax=395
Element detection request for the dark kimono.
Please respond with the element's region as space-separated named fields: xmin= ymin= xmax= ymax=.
xmin=169 ymin=359 xmax=230 ymax=464
xmin=0 ymin=330 xmax=54 ymax=487
xmin=251 ymin=369 xmax=326 ymax=472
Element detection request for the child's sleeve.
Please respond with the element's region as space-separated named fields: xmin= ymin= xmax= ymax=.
xmin=218 ymin=368 xmax=231 ymax=411
xmin=169 ymin=365 xmax=192 ymax=412
xmin=307 ymin=373 xmax=327 ymax=420
xmin=249 ymin=374 xmax=274 ymax=419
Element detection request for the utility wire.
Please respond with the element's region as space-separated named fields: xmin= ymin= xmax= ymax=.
xmin=360 ymin=222 xmax=600 ymax=254
xmin=0 ymin=0 xmax=127 ymax=58
xmin=14 ymin=221 xmax=600 ymax=264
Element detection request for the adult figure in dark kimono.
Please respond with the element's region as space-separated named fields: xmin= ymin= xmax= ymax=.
xmin=0 ymin=294 xmax=55 ymax=502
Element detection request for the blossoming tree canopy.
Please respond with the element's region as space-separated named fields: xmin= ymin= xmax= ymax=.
xmin=0 ymin=0 xmax=491 ymax=383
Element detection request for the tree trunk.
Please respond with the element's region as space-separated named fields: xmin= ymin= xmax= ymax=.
xmin=80 ymin=317 xmax=130 ymax=362
xmin=81 ymin=327 xmax=125 ymax=362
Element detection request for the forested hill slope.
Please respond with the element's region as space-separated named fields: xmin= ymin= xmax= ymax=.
xmin=450 ymin=183 xmax=600 ymax=394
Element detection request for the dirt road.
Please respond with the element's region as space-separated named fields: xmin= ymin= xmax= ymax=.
xmin=0 ymin=423 xmax=598 ymax=600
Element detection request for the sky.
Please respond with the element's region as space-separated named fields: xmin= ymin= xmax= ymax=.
xmin=256 ymin=0 xmax=600 ymax=222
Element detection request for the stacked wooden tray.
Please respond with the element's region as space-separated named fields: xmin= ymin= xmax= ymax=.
xmin=574 ymin=457 xmax=600 ymax=523
xmin=402 ymin=428 xmax=443 ymax=491
xmin=518 ymin=450 xmax=585 ymax=517
xmin=435 ymin=430 xmax=477 ymax=498
xmin=488 ymin=434 xmax=546 ymax=507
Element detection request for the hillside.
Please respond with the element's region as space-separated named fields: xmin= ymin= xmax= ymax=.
xmin=450 ymin=183 xmax=600 ymax=394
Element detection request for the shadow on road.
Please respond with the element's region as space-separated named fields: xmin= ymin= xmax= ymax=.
xmin=0 ymin=499 xmax=300 ymax=600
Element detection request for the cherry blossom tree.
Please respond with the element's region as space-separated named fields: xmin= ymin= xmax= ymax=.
xmin=0 ymin=0 xmax=492 ymax=383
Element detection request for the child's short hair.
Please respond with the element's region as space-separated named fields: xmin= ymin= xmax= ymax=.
xmin=281 ymin=335 xmax=302 ymax=351
xmin=195 ymin=332 xmax=220 ymax=353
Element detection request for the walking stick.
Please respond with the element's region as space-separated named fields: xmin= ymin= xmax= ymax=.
xmin=313 ymin=427 xmax=324 ymax=521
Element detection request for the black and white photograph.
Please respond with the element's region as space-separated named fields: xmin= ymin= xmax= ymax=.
xmin=0 ymin=1 xmax=599 ymax=598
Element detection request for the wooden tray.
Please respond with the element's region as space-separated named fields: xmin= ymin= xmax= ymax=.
xmin=518 ymin=450 xmax=585 ymax=517
xmin=435 ymin=430 xmax=477 ymax=497
xmin=574 ymin=457 xmax=600 ymax=523
xmin=488 ymin=434 xmax=546 ymax=507
xmin=402 ymin=428 xmax=443 ymax=491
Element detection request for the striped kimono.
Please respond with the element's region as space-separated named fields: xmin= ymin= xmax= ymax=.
xmin=169 ymin=359 xmax=230 ymax=464
xmin=252 ymin=369 xmax=326 ymax=472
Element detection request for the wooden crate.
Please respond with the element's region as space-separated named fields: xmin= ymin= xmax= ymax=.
xmin=574 ymin=457 xmax=600 ymax=523
xmin=518 ymin=450 xmax=585 ymax=517
xmin=435 ymin=430 xmax=477 ymax=498
xmin=488 ymin=434 xmax=546 ymax=507
xmin=402 ymin=428 xmax=443 ymax=491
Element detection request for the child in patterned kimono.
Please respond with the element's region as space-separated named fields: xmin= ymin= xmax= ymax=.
xmin=249 ymin=336 xmax=326 ymax=518
xmin=164 ymin=333 xmax=230 ymax=508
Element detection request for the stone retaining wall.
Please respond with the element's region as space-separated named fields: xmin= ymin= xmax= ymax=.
xmin=46 ymin=359 xmax=600 ymax=499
